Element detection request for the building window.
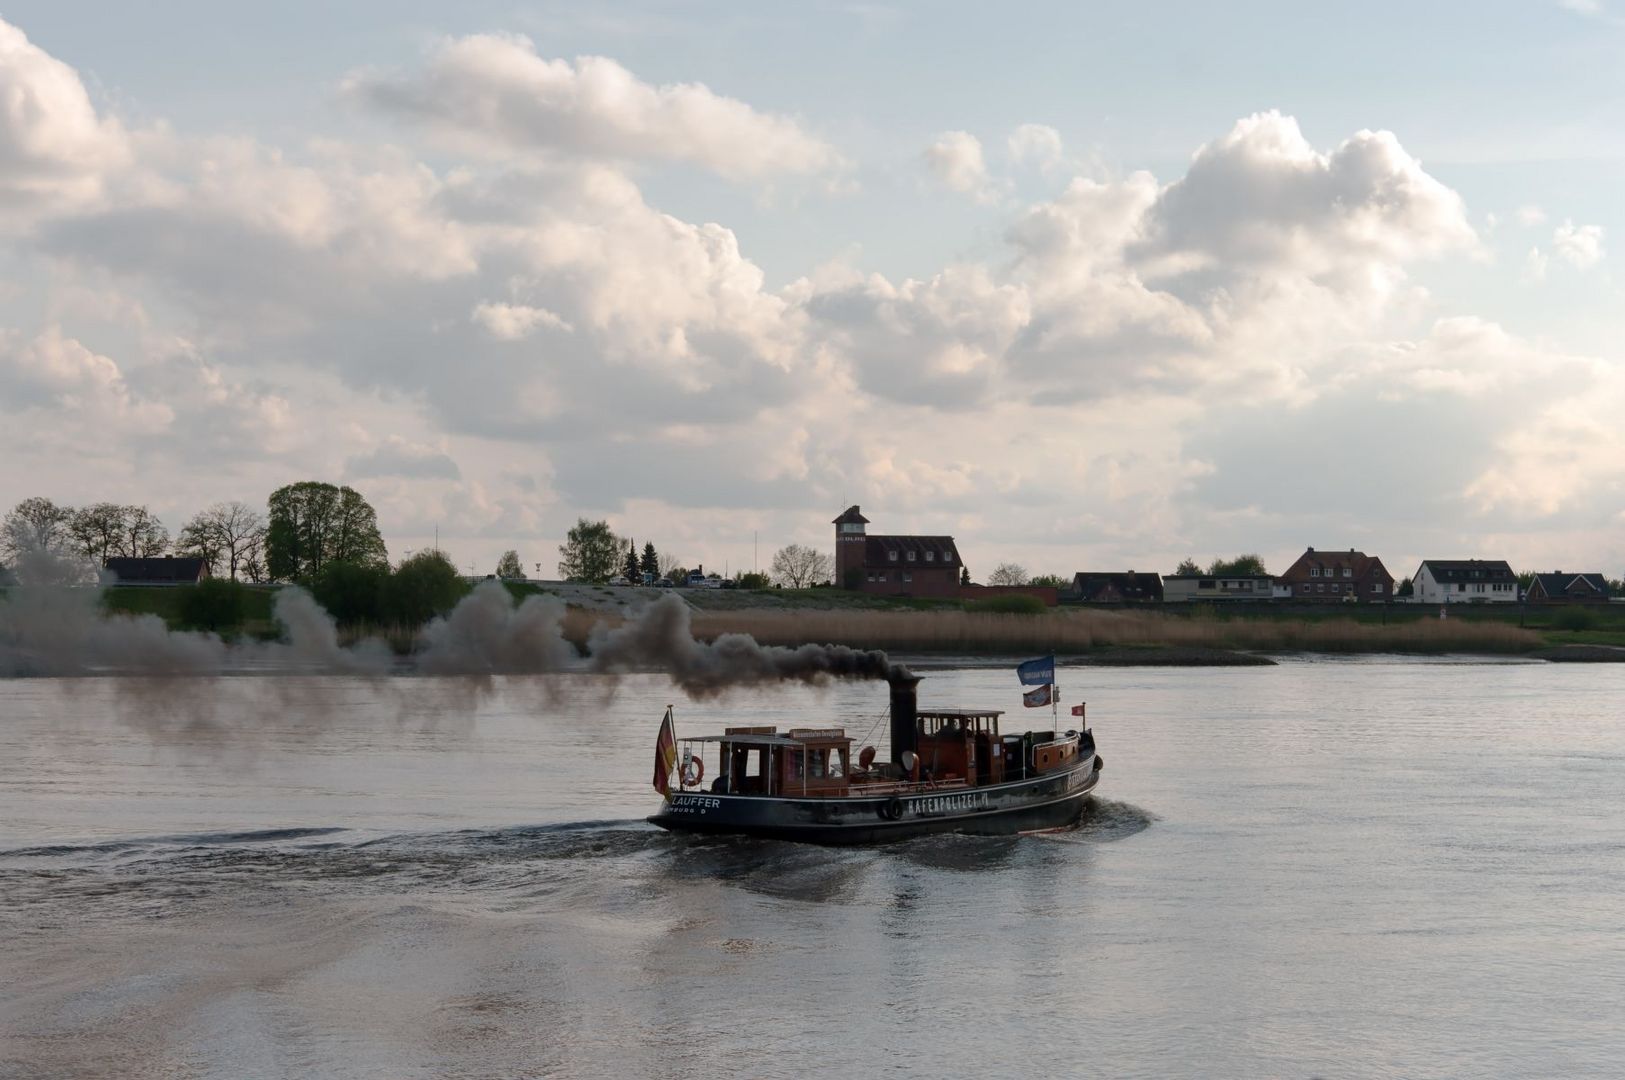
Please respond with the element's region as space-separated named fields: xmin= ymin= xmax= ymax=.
xmin=1342 ymin=568 xmax=1352 ymax=578
xmin=925 ymin=551 xmax=935 ymax=562
xmin=944 ymin=552 xmax=953 ymax=563
xmin=1311 ymin=567 xmax=1320 ymax=578
xmin=907 ymin=551 xmax=917 ymax=562
xmin=888 ymin=551 xmax=898 ymax=562
xmin=1371 ymin=583 xmax=1381 ymax=593
xmin=902 ymin=572 xmax=912 ymax=583
xmin=840 ymin=523 xmax=863 ymax=534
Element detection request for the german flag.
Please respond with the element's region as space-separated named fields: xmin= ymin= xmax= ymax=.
xmin=652 ymin=706 xmax=678 ymax=797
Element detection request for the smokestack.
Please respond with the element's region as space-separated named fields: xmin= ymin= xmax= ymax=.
xmin=889 ymin=669 xmax=920 ymax=766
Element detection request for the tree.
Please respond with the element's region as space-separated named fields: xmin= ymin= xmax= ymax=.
xmin=118 ymin=505 xmax=169 ymax=558
xmin=1174 ymin=558 xmax=1202 ymax=576
xmin=771 ymin=544 xmax=832 ymax=589
xmin=67 ymin=503 xmax=128 ymax=567
xmin=960 ymin=567 xmax=970 ymax=586
xmin=665 ymin=565 xmax=689 ymax=586
xmin=735 ymin=570 xmax=770 ymax=589
xmin=1029 ymin=573 xmax=1070 ymax=588
xmin=658 ymin=552 xmax=682 ymax=579
xmin=175 ymin=514 xmax=226 ymax=576
xmin=178 ymin=502 xmax=267 ymax=581
xmin=177 ymin=579 xmax=250 ymax=633
xmin=988 ymin=562 xmax=1029 ymax=586
xmin=1 ymin=497 xmax=73 ymax=564
xmin=623 ymin=538 xmax=642 ymax=582
xmin=557 ymin=518 xmax=621 ymax=583
xmin=385 ymin=550 xmax=469 ymax=625
xmin=266 ymin=482 xmax=387 ymax=582
xmin=640 ymin=542 xmax=659 ymax=581
xmin=1208 ymin=553 xmax=1267 ymax=577
xmin=312 ymin=560 xmax=389 ymax=625
xmin=1396 ymin=576 xmax=1414 ymax=597
xmin=495 ymin=550 xmax=524 ymax=579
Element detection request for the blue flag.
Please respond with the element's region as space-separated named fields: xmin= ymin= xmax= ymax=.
xmin=1017 ymin=654 xmax=1055 ymax=686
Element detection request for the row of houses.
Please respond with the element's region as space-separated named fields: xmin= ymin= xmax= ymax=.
xmin=1075 ymin=554 xmax=1612 ymax=605
xmin=833 ymin=508 xmax=1614 ymax=606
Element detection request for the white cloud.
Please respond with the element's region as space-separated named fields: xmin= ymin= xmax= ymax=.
xmin=344 ymin=34 xmax=843 ymax=181
xmin=1558 ymin=0 xmax=1604 ymax=15
xmin=1552 ymin=220 xmax=1604 ymax=268
xmin=346 ymin=436 xmax=462 ymax=481
xmin=471 ymin=302 xmax=573 ymax=341
xmin=923 ymin=130 xmax=994 ymax=201
xmin=0 ymin=19 xmax=128 ymax=211
xmin=1514 ymin=204 xmax=1548 ymax=226
xmin=1007 ymin=123 xmax=1064 ymax=172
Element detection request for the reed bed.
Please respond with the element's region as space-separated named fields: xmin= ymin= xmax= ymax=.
xmin=685 ymin=607 xmax=1543 ymax=656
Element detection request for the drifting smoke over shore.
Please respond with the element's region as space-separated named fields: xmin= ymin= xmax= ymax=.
xmin=1 ymin=577 xmax=899 ymax=696
xmin=588 ymin=594 xmax=898 ymax=696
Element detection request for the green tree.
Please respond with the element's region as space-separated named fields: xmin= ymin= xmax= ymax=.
xmin=1208 ymin=554 xmax=1267 ymax=577
xmin=735 ymin=571 xmax=771 ymax=589
xmin=312 ymin=561 xmax=389 ymax=625
xmin=385 ymin=550 xmax=468 ymax=625
xmin=495 ymin=549 xmax=524 ymax=579
xmin=1396 ymin=576 xmax=1414 ymax=597
xmin=1174 ymin=558 xmax=1202 ymax=576
xmin=175 ymin=514 xmax=225 ymax=576
xmin=640 ymin=542 xmax=659 ymax=581
xmin=177 ymin=579 xmax=250 ymax=633
xmin=960 ymin=567 xmax=971 ymax=586
xmin=622 ymin=538 xmax=641 ymax=583
xmin=557 ymin=518 xmax=621 ymax=583
xmin=266 ymin=482 xmax=387 ymax=581
xmin=1028 ymin=573 xmax=1069 ymax=588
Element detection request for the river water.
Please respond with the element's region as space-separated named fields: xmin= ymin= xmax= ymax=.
xmin=3 ymin=658 xmax=1623 ymax=1079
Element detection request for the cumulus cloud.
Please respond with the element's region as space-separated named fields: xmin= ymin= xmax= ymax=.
xmin=346 ymin=436 xmax=462 ymax=481
xmin=1552 ymin=220 xmax=1604 ymax=268
xmin=471 ymin=301 xmax=573 ymax=340
xmin=2 ymin=16 xmax=1621 ymax=578
xmin=0 ymin=18 xmax=128 ymax=210
xmin=344 ymin=34 xmax=842 ymax=181
xmin=1007 ymin=123 xmax=1064 ymax=171
xmin=923 ymin=130 xmax=995 ymax=200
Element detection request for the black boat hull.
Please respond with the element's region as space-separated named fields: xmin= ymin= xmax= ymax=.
xmin=648 ymin=755 xmax=1102 ymax=845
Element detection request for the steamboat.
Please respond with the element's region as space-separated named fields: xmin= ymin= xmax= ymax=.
xmin=648 ymin=671 xmax=1103 ymax=844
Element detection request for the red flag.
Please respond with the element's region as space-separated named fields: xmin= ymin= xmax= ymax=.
xmin=1022 ymin=684 xmax=1053 ymax=708
xmin=1070 ymin=704 xmax=1087 ymax=717
xmin=652 ymin=707 xmax=678 ymax=797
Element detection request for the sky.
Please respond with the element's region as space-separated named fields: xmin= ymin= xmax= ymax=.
xmin=1 ymin=1 xmax=1622 ymax=582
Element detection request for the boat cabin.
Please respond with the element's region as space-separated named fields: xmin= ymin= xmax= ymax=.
xmin=668 ymin=678 xmax=1086 ymax=799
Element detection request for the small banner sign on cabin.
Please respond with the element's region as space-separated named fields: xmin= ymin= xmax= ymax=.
xmin=1016 ymin=655 xmax=1055 ymax=686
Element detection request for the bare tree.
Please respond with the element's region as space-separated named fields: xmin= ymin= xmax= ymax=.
xmin=178 ymin=501 xmax=267 ymax=580
xmin=1 ymin=497 xmax=73 ymax=564
xmin=988 ymin=562 xmax=1029 ymax=586
xmin=771 ymin=544 xmax=833 ymax=588
xmin=119 ymin=505 xmax=169 ymax=558
xmin=67 ymin=503 xmax=128 ymax=567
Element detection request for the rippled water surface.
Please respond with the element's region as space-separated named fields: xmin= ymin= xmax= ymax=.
xmin=3 ymin=659 xmax=1624 ymax=1078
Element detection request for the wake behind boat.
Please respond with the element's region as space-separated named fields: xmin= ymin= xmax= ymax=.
xmin=647 ymin=666 xmax=1103 ymax=845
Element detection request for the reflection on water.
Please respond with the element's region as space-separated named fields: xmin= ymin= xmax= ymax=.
xmin=4 ymin=662 xmax=1625 ymax=1078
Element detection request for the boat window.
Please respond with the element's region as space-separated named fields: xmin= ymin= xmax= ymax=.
xmin=809 ymin=749 xmax=828 ymax=779
xmin=789 ymin=749 xmax=805 ymax=778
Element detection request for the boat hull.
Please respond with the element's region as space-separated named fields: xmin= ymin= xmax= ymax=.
xmin=648 ymin=755 xmax=1102 ymax=845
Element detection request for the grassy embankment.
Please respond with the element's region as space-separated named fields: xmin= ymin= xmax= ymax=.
xmin=89 ymin=584 xmax=1625 ymax=657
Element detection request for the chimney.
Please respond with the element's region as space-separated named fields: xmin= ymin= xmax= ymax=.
xmin=888 ymin=670 xmax=921 ymax=767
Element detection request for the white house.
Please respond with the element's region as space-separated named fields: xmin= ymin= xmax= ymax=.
xmin=1411 ymin=559 xmax=1519 ymax=604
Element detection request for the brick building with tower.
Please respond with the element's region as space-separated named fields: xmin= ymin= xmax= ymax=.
xmin=834 ymin=506 xmax=965 ymax=599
